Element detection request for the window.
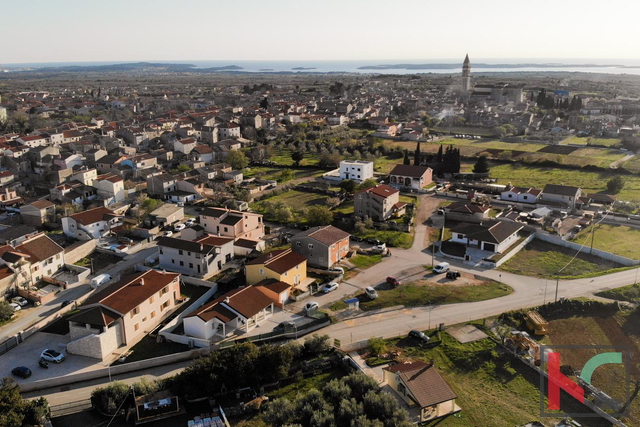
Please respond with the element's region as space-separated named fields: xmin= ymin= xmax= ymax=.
xmin=189 ymin=263 xmax=193 ymax=269
xmin=187 ymin=251 xmax=191 ymax=256
xmin=142 ymin=317 xmax=147 ymax=322
xmin=308 ymin=243 xmax=314 ymax=249
xmin=398 ymin=383 xmax=406 ymax=395
xmin=48 ymin=258 xmax=53 ymax=264
xmin=56 ymin=253 xmax=61 ymax=260
xmin=179 ymin=250 xmax=183 ymax=255
xmin=224 ymin=227 xmax=228 ymax=232
xmin=296 ymin=242 xmax=301 ymax=247
xmin=159 ymin=286 xmax=168 ymax=296
xmin=150 ymin=311 xmax=156 ymax=319
xmin=179 ymin=261 xmax=184 ymax=266
xmin=134 ymin=323 xmax=139 ymax=331
xmin=259 ymin=268 xmax=264 ymax=275
xmin=171 ymin=259 xmax=175 ymax=264
xmin=47 ymin=269 xmax=51 ymax=276
xmin=130 ymin=306 xmax=140 ymax=318
xmin=148 ymin=296 xmax=154 ymax=304
xmin=160 ymin=300 xmax=170 ymax=311
xmin=159 ymin=248 xmax=163 ymax=254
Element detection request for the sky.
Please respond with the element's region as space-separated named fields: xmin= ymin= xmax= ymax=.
xmin=3 ymin=0 xmax=640 ymax=64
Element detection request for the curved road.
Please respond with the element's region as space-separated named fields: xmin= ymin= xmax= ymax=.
xmin=325 ymin=193 xmax=640 ymax=347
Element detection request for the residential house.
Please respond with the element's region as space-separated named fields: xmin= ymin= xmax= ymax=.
xmin=149 ymin=204 xmax=184 ymax=227
xmin=16 ymin=135 xmax=48 ymax=148
xmin=146 ymin=173 xmax=177 ymax=198
xmin=443 ymin=203 xmax=490 ymax=224
xmin=20 ymin=200 xmax=56 ymax=226
xmin=354 ymin=184 xmax=405 ymax=221
xmin=389 ymin=164 xmax=433 ymax=190
xmin=0 ymin=225 xmax=39 ymax=247
xmin=191 ymin=145 xmax=213 ymax=163
xmin=183 ymin=285 xmax=274 ymax=340
xmin=96 ymin=154 xmax=128 ymax=174
xmin=339 ymin=160 xmax=374 ymax=183
xmin=70 ymin=168 xmax=98 ymax=186
xmin=199 ymin=207 xmax=264 ymax=240
xmin=173 ymin=137 xmax=197 ymax=154
xmin=54 ymin=153 xmax=84 ymax=170
xmin=245 ymin=248 xmax=307 ymax=286
xmin=157 ymin=234 xmax=234 ymax=277
xmin=217 ymin=123 xmax=241 ymax=140
xmin=0 ymin=171 xmax=15 ymax=186
xmin=0 ymin=233 xmax=65 ymax=287
xmin=62 ymin=206 xmax=122 ymax=240
xmin=290 ymin=225 xmax=350 ymax=268
xmin=66 ymin=270 xmax=181 ymax=360
xmin=92 ymin=173 xmax=126 ymax=204
xmin=540 ymin=184 xmax=583 ymax=213
xmin=383 ymin=361 xmax=460 ymax=422
xmin=50 ymin=181 xmax=97 ymax=206
xmin=500 ymin=185 xmax=542 ymax=204
xmin=450 ymin=220 xmax=523 ymax=253
xmin=0 ymin=187 xmax=22 ymax=207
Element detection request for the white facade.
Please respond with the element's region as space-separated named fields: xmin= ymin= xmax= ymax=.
xmin=158 ymin=237 xmax=234 ymax=277
xmin=339 ymin=160 xmax=374 ymax=183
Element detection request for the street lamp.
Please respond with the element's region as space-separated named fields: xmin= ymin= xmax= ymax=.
xmin=432 ymin=209 xmax=445 ymax=268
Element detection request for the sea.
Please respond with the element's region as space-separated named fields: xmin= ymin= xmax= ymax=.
xmin=4 ymin=59 xmax=640 ymax=75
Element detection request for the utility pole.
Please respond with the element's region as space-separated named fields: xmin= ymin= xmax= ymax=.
xmin=555 ymin=276 xmax=560 ymax=302
xmin=590 ymin=223 xmax=598 ymax=254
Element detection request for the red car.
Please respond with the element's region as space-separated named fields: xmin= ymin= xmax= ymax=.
xmin=386 ymin=276 xmax=401 ymax=287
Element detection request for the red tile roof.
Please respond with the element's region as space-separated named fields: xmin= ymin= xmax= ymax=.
xmin=384 ymin=361 xmax=456 ymax=407
xmin=246 ymin=249 xmax=306 ymax=274
xmin=69 ymin=207 xmax=118 ymax=226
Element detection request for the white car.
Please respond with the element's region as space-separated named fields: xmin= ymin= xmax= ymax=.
xmin=174 ymin=224 xmax=186 ymax=232
xmin=40 ymin=349 xmax=65 ymax=363
xmin=322 ymin=282 xmax=339 ymax=293
xmin=303 ymin=301 xmax=319 ymax=315
xmin=11 ymin=296 xmax=28 ymax=307
xmin=365 ymin=287 xmax=378 ymax=299
xmin=163 ymin=230 xmax=173 ymax=237
xmin=185 ymin=218 xmax=196 ymax=226
xmin=9 ymin=303 xmax=21 ymax=311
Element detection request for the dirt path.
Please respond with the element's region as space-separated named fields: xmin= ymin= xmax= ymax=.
xmin=611 ymin=153 xmax=635 ymax=169
xmin=410 ymin=194 xmax=443 ymax=253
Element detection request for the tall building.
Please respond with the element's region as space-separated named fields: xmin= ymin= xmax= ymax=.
xmin=461 ymin=54 xmax=472 ymax=95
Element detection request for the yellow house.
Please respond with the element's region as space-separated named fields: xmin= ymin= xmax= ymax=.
xmin=383 ymin=361 xmax=461 ymax=422
xmin=245 ymin=249 xmax=307 ymax=286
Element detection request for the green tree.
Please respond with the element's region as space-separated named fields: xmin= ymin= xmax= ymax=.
xmin=0 ymin=378 xmax=27 ymax=426
xmin=279 ymin=169 xmax=295 ymax=182
xmin=339 ymin=179 xmax=357 ymax=194
xmin=356 ymin=179 xmax=378 ymax=192
xmin=291 ymin=150 xmax=305 ymax=166
xmin=304 ymin=334 xmax=331 ymax=355
xmin=262 ymin=397 xmax=295 ymax=426
xmin=607 ymin=176 xmax=625 ymax=194
xmin=403 ymin=149 xmax=410 ymax=165
xmin=473 ymin=155 xmax=490 ymax=174
xmin=177 ymin=164 xmax=191 ymax=172
xmin=306 ymin=206 xmax=333 ymax=226
xmin=0 ymin=301 xmax=14 ymax=322
xmin=275 ymin=204 xmax=294 ymax=223
xmin=323 ymin=379 xmax=352 ymax=408
xmin=91 ymin=381 xmax=131 ymax=415
xmin=318 ymin=152 xmax=341 ymax=168
xmin=226 ymin=150 xmax=250 ymax=169
xmin=367 ymin=337 xmax=387 ymax=357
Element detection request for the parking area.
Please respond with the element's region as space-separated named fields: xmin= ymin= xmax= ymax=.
xmin=2 ymin=331 xmax=105 ymax=385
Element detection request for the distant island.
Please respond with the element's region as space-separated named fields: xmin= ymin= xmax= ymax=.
xmin=358 ymin=63 xmax=637 ymax=70
xmin=259 ymin=69 xmax=274 ymax=71
xmin=22 ymin=62 xmax=244 ymax=73
xmin=292 ymin=67 xmax=316 ymax=70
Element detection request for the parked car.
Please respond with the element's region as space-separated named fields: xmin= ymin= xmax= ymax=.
xmin=195 ymin=207 xmax=204 ymax=212
xmin=349 ymin=235 xmax=363 ymax=242
xmin=303 ymin=301 xmax=319 ymax=315
xmin=433 ymin=262 xmax=450 ymax=274
xmin=40 ymin=349 xmax=65 ymax=363
xmin=173 ymin=223 xmax=186 ymax=231
xmin=185 ymin=218 xmax=196 ymax=226
xmin=386 ymin=276 xmax=401 ymax=287
xmin=322 ymin=282 xmax=339 ymax=293
xmin=11 ymin=366 xmax=31 ymax=379
xmin=366 ymin=238 xmax=382 ymax=245
xmin=408 ymin=330 xmax=430 ymax=343
xmin=60 ymin=300 xmax=75 ymax=308
xmin=365 ymin=286 xmax=378 ymax=299
xmin=371 ymin=243 xmax=386 ymax=253
xmin=446 ymin=270 xmax=461 ymax=280
xmin=273 ymin=321 xmax=295 ymax=333
xmin=176 ymin=201 xmax=185 ymax=207
xmin=329 ymin=267 xmax=345 ymax=275
xmin=9 ymin=303 xmax=21 ymax=311
xmin=11 ymin=296 xmax=28 ymax=307
xmin=90 ymin=274 xmax=111 ymax=290
xmin=163 ymin=230 xmax=173 ymax=237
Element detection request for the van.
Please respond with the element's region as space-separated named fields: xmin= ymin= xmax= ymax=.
xmin=433 ymin=262 xmax=450 ymax=274
xmin=90 ymin=274 xmax=112 ymax=289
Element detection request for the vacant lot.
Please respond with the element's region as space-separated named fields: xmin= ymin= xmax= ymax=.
xmin=562 ymin=136 xmax=622 ymax=147
xmin=376 ymin=331 xmax=600 ymax=426
xmin=499 ymin=239 xmax=625 ymax=278
xmin=359 ymin=276 xmax=512 ymax=311
xmin=250 ymin=190 xmax=329 ymax=222
xmin=570 ymin=224 xmax=640 ymax=260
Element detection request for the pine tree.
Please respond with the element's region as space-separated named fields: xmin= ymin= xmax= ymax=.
xmin=403 ymin=149 xmax=410 ymax=165
xmin=436 ymin=144 xmax=444 ymax=163
xmin=413 ymin=140 xmax=421 ymax=165
xmin=473 ymin=155 xmax=490 ymax=173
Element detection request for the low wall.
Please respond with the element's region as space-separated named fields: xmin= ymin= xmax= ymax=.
xmin=64 ymin=264 xmax=91 ymax=283
xmin=159 ymin=282 xmax=218 ymax=348
xmin=20 ymin=348 xmax=209 ymax=393
xmin=535 ymin=231 xmax=640 ymax=266
xmin=64 ymin=240 xmax=97 ymax=264
xmin=492 ymin=232 xmax=536 ymax=268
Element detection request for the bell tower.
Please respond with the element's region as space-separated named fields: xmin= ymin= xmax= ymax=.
xmin=462 ymin=54 xmax=472 ymax=96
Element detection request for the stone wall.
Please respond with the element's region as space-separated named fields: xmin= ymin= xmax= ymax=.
xmin=69 ymin=324 xmax=101 ymax=341
xmin=64 ymin=239 xmax=97 ymax=264
xmin=67 ymin=325 xmax=119 ymax=360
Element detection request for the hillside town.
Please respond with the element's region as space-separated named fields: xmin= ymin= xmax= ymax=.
xmin=1 ymin=56 xmax=640 ymax=427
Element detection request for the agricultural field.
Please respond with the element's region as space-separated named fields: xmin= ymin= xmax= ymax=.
xmin=268 ymin=147 xmax=320 ymax=166
xmin=561 ymin=136 xmax=622 ymax=147
xmin=570 ymin=224 xmax=640 ymax=260
xmin=476 ymin=162 xmax=640 ymax=202
xmin=499 ymin=239 xmax=626 ymax=278
xmin=243 ymin=166 xmax=323 ymax=182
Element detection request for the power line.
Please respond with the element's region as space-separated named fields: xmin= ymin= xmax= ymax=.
xmin=557 ymin=212 xmax=609 ymax=274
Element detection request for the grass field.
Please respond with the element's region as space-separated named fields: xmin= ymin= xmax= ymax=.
xmin=355 ymin=229 xmax=414 ymax=248
xmin=562 ymin=136 xmax=622 ymax=147
xmin=570 ymin=224 xmax=640 ymax=260
xmin=349 ymin=254 xmax=383 ymax=269
xmin=244 ymin=166 xmax=324 ymax=182
xmin=269 ymin=147 xmax=320 ymax=166
xmin=480 ymin=162 xmax=640 ymax=202
xmin=499 ymin=239 xmax=626 ymax=278
xmin=377 ymin=332 xmax=588 ymax=426
xmin=250 ymin=190 xmax=329 ymax=222
xmin=359 ymin=279 xmax=512 ymax=311
xmin=597 ymin=282 xmax=640 ymax=303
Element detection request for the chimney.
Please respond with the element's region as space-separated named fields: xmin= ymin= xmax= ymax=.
xmin=224 ymin=297 xmax=230 ymax=304
xmin=140 ymin=278 xmax=144 ymax=286
xmin=429 ymin=359 xmax=434 ymax=367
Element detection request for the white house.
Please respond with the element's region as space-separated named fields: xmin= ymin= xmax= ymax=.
xmin=183 ymin=286 xmax=275 ymax=340
xmin=450 ymin=221 xmax=523 ymax=253
xmin=62 ymin=207 xmax=122 ymax=240
xmin=0 ymin=233 xmax=65 ymax=287
xmin=92 ymin=173 xmax=126 ymax=204
xmin=173 ymin=137 xmax=197 ymax=154
xmin=540 ymin=184 xmax=583 ymax=213
xmin=500 ymin=185 xmax=542 ymax=204
xmin=339 ymin=160 xmax=374 ymax=183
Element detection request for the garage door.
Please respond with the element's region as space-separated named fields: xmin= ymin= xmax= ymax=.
xmin=483 ymin=243 xmax=496 ymax=252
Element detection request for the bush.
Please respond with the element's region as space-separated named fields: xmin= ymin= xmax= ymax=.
xmin=91 ymin=381 xmax=131 ymax=415
xmin=304 ymin=334 xmax=331 ymax=355
xmin=0 ymin=301 xmax=14 ymax=322
xmin=263 ymin=397 xmax=295 ymax=426
xmin=367 ymin=338 xmax=387 ymax=357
